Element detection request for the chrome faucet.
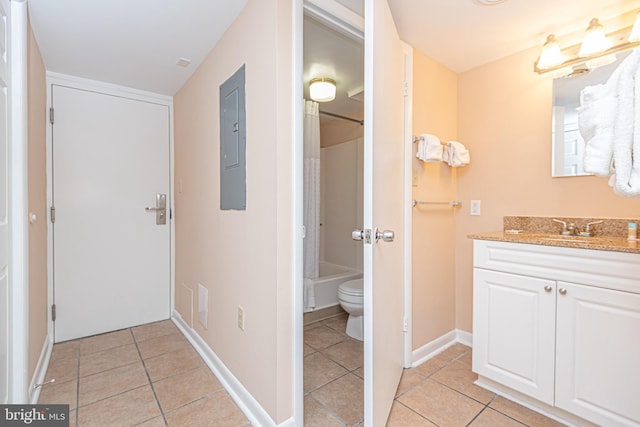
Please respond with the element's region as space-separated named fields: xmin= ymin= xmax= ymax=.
xmin=552 ymin=219 xmax=570 ymax=235
xmin=578 ymin=220 xmax=604 ymax=237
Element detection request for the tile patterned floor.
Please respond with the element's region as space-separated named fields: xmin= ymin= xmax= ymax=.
xmin=305 ymin=314 xmax=566 ymax=427
xmin=40 ymin=315 xmax=566 ymax=426
xmin=38 ymin=320 xmax=249 ymax=426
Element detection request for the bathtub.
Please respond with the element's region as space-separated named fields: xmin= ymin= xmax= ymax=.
xmin=310 ymin=261 xmax=363 ymax=311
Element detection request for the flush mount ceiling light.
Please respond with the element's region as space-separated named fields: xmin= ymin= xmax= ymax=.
xmin=309 ymin=77 xmax=336 ymax=102
xmin=534 ymin=11 xmax=640 ymax=75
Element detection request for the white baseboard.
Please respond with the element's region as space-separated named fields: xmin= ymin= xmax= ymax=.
xmin=29 ymin=335 xmax=53 ymax=404
xmin=411 ymin=329 xmax=473 ymax=368
xmin=172 ymin=310 xmax=291 ymax=427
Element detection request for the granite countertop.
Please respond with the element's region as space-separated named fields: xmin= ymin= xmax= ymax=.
xmin=469 ymin=231 xmax=640 ymax=254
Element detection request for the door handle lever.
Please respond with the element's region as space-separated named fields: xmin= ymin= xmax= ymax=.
xmin=146 ymin=193 xmax=167 ymax=225
xmin=145 ymin=206 xmax=163 ymax=211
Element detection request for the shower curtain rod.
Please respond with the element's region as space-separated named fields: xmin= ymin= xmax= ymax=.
xmin=319 ymin=110 xmax=364 ymax=126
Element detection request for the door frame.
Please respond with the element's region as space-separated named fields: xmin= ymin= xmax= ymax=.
xmin=45 ymin=73 xmax=175 ymax=341
xmin=293 ymin=0 xmax=413 ymax=423
xmin=8 ymin=0 xmax=28 ymax=404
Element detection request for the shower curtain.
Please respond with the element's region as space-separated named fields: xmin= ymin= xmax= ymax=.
xmin=303 ymin=100 xmax=320 ymax=311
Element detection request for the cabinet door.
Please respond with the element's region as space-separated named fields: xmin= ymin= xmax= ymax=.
xmin=556 ymin=282 xmax=640 ymax=426
xmin=473 ymin=269 xmax=556 ymax=404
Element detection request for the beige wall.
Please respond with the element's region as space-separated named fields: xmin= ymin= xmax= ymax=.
xmin=455 ymin=46 xmax=640 ymax=333
xmin=320 ymin=114 xmax=364 ymax=148
xmin=27 ymin=21 xmax=48 ymax=379
xmin=173 ymin=0 xmax=293 ymax=422
xmin=411 ymin=50 xmax=459 ymax=349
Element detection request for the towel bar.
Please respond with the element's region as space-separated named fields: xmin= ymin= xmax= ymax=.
xmin=412 ymin=199 xmax=461 ymax=208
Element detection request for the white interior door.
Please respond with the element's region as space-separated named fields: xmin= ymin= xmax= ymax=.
xmin=363 ymin=0 xmax=406 ymax=424
xmin=0 ymin=0 xmax=9 ymax=404
xmin=52 ymin=85 xmax=171 ymax=342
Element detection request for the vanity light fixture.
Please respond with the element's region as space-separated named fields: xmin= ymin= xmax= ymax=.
xmin=309 ymin=77 xmax=336 ymax=102
xmin=534 ymin=12 xmax=640 ymax=75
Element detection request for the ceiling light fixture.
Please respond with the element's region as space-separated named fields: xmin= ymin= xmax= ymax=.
xmin=472 ymin=0 xmax=510 ymax=6
xmin=534 ymin=12 xmax=640 ymax=75
xmin=309 ymin=77 xmax=336 ymax=103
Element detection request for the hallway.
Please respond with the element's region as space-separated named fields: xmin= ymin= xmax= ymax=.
xmin=37 ymin=320 xmax=248 ymax=426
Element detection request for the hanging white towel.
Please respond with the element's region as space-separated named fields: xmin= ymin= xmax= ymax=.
xmin=610 ymin=48 xmax=640 ymax=197
xmin=443 ymin=141 xmax=470 ymax=167
xmin=303 ymin=278 xmax=316 ymax=313
xmin=416 ymin=134 xmax=443 ymax=163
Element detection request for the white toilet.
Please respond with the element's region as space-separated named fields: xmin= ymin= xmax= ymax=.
xmin=338 ymin=278 xmax=364 ymax=341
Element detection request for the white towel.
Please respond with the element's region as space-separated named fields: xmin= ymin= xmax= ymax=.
xmin=578 ymin=53 xmax=626 ymax=176
xmin=416 ymin=134 xmax=443 ymax=163
xmin=303 ymin=278 xmax=316 ymax=313
xmin=610 ymin=49 xmax=640 ymax=197
xmin=443 ymin=141 xmax=470 ymax=167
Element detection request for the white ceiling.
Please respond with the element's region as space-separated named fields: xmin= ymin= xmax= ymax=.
xmin=27 ymin=0 xmax=639 ymax=98
xmin=28 ymin=0 xmax=248 ymax=95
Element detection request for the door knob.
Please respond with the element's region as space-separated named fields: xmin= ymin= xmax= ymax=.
xmin=145 ymin=193 xmax=167 ymax=225
xmin=352 ymin=229 xmax=372 ymax=244
xmin=375 ymin=229 xmax=395 ymax=243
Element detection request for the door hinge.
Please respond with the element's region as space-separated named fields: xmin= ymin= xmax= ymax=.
xmin=50 ymin=206 xmax=55 ymax=223
xmin=170 ymin=208 xmax=173 ymax=220
xmin=403 ymin=82 xmax=409 ymax=97
xmin=51 ymin=304 xmax=56 ymax=322
xmin=403 ymin=316 xmax=409 ymax=332
xmin=49 ymin=107 xmax=54 ymax=124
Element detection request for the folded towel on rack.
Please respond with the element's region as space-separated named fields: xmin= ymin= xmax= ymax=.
xmin=443 ymin=141 xmax=470 ymax=167
xmin=416 ymin=134 xmax=443 ymax=163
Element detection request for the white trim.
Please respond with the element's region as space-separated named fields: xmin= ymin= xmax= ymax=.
xmin=172 ymin=311 xmax=289 ymax=427
xmin=411 ymin=329 xmax=472 ymax=368
xmin=45 ymin=73 xmax=175 ymax=343
xmin=303 ymin=0 xmax=364 ymax=40
xmin=401 ymin=42 xmax=413 ymax=369
xmin=292 ymin=0 xmax=304 ymax=425
xmin=28 ymin=335 xmax=53 ymax=404
xmin=8 ymin=0 xmax=29 ymax=403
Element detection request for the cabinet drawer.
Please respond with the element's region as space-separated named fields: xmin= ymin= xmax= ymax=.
xmin=474 ymin=240 xmax=640 ymax=294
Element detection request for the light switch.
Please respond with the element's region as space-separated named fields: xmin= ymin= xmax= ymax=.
xmin=470 ymin=200 xmax=481 ymax=216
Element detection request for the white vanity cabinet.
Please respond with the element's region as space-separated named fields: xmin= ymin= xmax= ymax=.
xmin=473 ymin=239 xmax=640 ymax=426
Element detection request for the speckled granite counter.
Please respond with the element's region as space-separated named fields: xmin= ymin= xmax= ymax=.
xmin=468 ymin=231 xmax=640 ymax=254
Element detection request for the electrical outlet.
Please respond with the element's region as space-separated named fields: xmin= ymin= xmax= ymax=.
xmin=470 ymin=200 xmax=481 ymax=216
xmin=237 ymin=306 xmax=245 ymax=331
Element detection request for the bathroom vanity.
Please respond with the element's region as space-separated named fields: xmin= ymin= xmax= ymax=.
xmin=470 ymin=230 xmax=640 ymax=427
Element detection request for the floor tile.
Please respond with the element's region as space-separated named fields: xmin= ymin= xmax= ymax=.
xmin=79 ymin=343 xmax=140 ymax=377
xmin=456 ymin=350 xmax=473 ymax=368
xmin=79 ymin=329 xmax=134 ymax=356
xmin=165 ymin=392 xmax=248 ymax=426
xmin=50 ymin=341 xmax=80 ymax=361
xmin=440 ymin=343 xmax=471 ymax=361
xmin=304 ymin=352 xmax=349 ymax=393
xmin=154 ymin=366 xmax=223 ymax=412
xmin=304 ymin=344 xmax=316 ymax=356
xmin=145 ymin=347 xmax=205 ymax=382
xmin=321 ymin=339 xmax=363 ymax=371
xmin=431 ymin=360 xmax=495 ymax=404
xmin=322 ymin=314 xmax=348 ymax=332
xmin=469 ymin=408 xmax=526 ymax=426
xmin=397 ymin=379 xmax=484 ymax=427
xmin=303 ymin=395 xmax=346 ymax=427
xmin=137 ymin=332 xmax=191 ymax=360
xmin=132 ymin=319 xmax=178 ymax=343
xmin=386 ymin=402 xmax=437 ymax=426
xmin=77 ymin=385 xmax=161 ymax=426
xmin=304 ymin=325 xmax=347 ymax=350
xmin=395 ymin=368 xmax=426 ymax=398
xmin=135 ymin=416 xmax=167 ymax=426
xmin=353 ymin=367 xmax=364 ymax=379
xmin=413 ymin=353 xmax=450 ymax=377
xmin=311 ymin=373 xmax=364 ymax=426
xmin=78 ymin=361 xmax=148 ymax=407
xmin=489 ymin=396 xmax=566 ymax=426
xmin=68 ymin=410 xmax=76 ymax=427
xmin=45 ymin=357 xmax=78 ymax=383
xmin=38 ymin=379 xmax=78 ymax=410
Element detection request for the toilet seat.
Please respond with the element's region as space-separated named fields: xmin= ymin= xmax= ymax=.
xmin=338 ymin=279 xmax=364 ymax=304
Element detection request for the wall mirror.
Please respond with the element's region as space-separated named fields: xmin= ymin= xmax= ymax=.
xmin=551 ymin=51 xmax=631 ymax=177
